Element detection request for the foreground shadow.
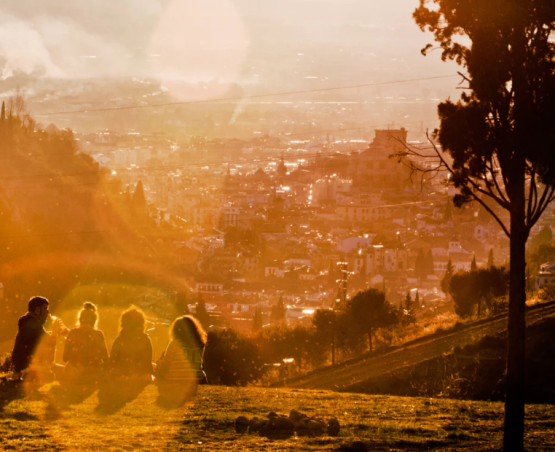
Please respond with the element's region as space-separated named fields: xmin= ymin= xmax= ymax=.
xmin=48 ymin=382 xmax=98 ymax=408
xmin=0 ymin=380 xmax=26 ymax=414
xmin=155 ymin=381 xmax=198 ymax=410
xmin=95 ymin=380 xmax=149 ymax=415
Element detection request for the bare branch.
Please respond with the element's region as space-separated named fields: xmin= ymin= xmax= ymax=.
xmin=466 ymin=189 xmax=511 ymax=238
xmin=392 ymin=131 xmax=510 ymax=237
xmin=529 ymin=185 xmax=555 ymax=227
xmin=457 ymin=71 xmax=471 ymax=84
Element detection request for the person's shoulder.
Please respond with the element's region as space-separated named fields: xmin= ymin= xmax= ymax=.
xmin=19 ymin=313 xmax=32 ymax=322
xmin=19 ymin=314 xmax=37 ymax=327
xmin=66 ymin=328 xmax=79 ymax=338
xmin=93 ymin=329 xmax=106 ymax=340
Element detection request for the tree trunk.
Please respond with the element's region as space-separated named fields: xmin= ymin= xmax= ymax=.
xmin=368 ymin=327 xmax=373 ymax=353
xmin=503 ymin=207 xmax=527 ymax=450
xmin=504 ymin=11 xmax=529 ymax=450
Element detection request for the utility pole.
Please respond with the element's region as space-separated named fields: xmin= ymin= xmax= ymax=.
xmin=341 ymin=261 xmax=348 ymax=308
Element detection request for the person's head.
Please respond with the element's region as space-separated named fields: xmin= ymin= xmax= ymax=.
xmin=28 ymin=296 xmax=49 ymax=321
xmin=120 ymin=307 xmax=146 ymax=332
xmin=78 ymin=302 xmax=98 ymax=328
xmin=171 ymin=315 xmax=207 ymax=349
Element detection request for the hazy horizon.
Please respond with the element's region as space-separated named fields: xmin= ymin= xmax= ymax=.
xmin=0 ymin=0 xmax=456 ymax=84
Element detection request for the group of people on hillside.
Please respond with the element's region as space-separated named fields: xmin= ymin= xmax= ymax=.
xmin=10 ymin=296 xmax=207 ymax=406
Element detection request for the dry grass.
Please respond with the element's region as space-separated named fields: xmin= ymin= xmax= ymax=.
xmin=385 ymin=312 xmax=461 ymax=349
xmin=1 ymin=382 xmax=554 ymax=451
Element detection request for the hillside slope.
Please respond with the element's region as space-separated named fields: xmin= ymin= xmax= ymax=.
xmin=282 ymin=301 xmax=555 ymax=392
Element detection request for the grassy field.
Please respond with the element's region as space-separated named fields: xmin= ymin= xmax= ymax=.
xmin=0 ymin=382 xmax=555 ymax=451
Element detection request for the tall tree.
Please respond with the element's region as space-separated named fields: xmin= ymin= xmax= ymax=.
xmin=471 ymin=255 xmax=477 ymax=271
xmin=488 ymin=249 xmax=495 ymax=269
xmin=403 ymin=292 xmax=416 ymax=325
xmin=347 ymin=288 xmax=398 ymax=352
xmin=450 ymin=266 xmax=509 ymax=317
xmin=132 ymin=180 xmax=147 ymax=212
xmin=312 ymin=309 xmax=337 ymax=363
xmin=408 ymin=3 xmax=555 ymax=448
xmin=271 ymin=295 xmax=286 ymax=321
xmin=441 ymin=259 xmax=454 ymax=294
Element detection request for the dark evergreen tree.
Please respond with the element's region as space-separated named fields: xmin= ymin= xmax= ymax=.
xmin=450 ymin=267 xmax=509 ymax=318
xmin=471 ymin=255 xmax=477 ymax=271
xmin=271 ymin=295 xmax=286 ymax=321
xmin=133 ymin=180 xmax=147 ymax=212
xmin=441 ymin=259 xmax=454 ymax=295
xmin=403 ymin=292 xmax=416 ymax=325
xmin=312 ymin=309 xmax=337 ymax=363
xmin=346 ymin=288 xmax=399 ymax=352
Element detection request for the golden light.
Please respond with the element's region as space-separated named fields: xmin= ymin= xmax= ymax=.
xmin=147 ymin=0 xmax=249 ymax=101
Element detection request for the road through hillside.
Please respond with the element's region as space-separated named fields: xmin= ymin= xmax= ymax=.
xmin=285 ymin=302 xmax=555 ymax=392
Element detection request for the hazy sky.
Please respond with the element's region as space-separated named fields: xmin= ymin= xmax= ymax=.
xmin=0 ymin=0 xmax=457 ymax=84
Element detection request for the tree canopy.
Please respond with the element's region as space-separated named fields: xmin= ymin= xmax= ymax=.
xmin=450 ymin=266 xmax=510 ymax=317
xmin=346 ymin=288 xmax=398 ymax=352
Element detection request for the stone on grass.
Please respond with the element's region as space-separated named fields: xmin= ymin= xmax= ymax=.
xmin=307 ymin=419 xmax=326 ymax=432
xmin=249 ymin=417 xmax=261 ymax=433
xmin=327 ymin=417 xmax=340 ymax=436
xmin=235 ymin=416 xmax=250 ymax=433
xmin=271 ymin=416 xmax=295 ymax=430
xmin=289 ymin=409 xmax=307 ymax=424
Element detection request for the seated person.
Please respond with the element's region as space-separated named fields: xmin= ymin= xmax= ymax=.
xmin=109 ymin=307 xmax=153 ymax=380
xmin=155 ymin=315 xmax=207 ymax=406
xmin=63 ymin=302 xmax=109 ymax=384
xmin=11 ymin=296 xmax=59 ymax=381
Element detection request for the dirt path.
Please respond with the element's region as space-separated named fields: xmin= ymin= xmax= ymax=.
xmin=285 ymin=302 xmax=555 ymax=391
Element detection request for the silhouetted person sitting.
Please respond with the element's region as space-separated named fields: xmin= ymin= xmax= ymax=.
xmin=63 ymin=302 xmax=109 ymax=384
xmin=109 ymin=307 xmax=153 ymax=380
xmin=155 ymin=315 xmax=207 ymax=407
xmin=11 ymin=296 xmax=57 ymax=381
